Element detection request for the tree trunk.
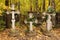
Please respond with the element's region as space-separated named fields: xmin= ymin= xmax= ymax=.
xmin=51 ymin=0 xmax=55 ymax=9
xmin=42 ymin=0 xmax=45 ymax=12
xmin=5 ymin=0 xmax=11 ymax=28
xmin=5 ymin=0 xmax=9 ymax=6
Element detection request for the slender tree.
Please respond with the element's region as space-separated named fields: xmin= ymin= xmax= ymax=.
xmin=49 ymin=0 xmax=50 ymax=6
xmin=5 ymin=0 xmax=11 ymax=28
xmin=42 ymin=0 xmax=45 ymax=12
xmin=30 ymin=0 xmax=33 ymax=12
xmin=5 ymin=0 xmax=9 ymax=6
xmin=35 ymin=0 xmax=38 ymax=12
xmin=51 ymin=0 xmax=55 ymax=9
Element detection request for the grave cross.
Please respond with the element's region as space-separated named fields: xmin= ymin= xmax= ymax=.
xmin=42 ymin=12 xmax=56 ymax=31
xmin=46 ymin=14 xmax=52 ymax=31
xmin=46 ymin=13 xmax=56 ymax=31
xmin=6 ymin=4 xmax=20 ymax=30
xmin=24 ymin=12 xmax=38 ymax=32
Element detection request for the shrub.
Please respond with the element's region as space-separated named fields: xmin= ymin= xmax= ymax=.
xmin=0 ymin=16 xmax=6 ymax=31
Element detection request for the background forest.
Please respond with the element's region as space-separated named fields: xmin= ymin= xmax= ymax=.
xmin=0 ymin=0 xmax=60 ymax=40
xmin=0 ymin=0 xmax=60 ymax=15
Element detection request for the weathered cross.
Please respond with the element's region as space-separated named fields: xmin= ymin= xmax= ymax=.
xmin=6 ymin=4 xmax=20 ymax=30
xmin=24 ymin=12 xmax=38 ymax=32
xmin=42 ymin=12 xmax=56 ymax=31
xmin=46 ymin=13 xmax=56 ymax=31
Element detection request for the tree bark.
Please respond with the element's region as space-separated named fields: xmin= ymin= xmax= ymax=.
xmin=51 ymin=0 xmax=55 ymax=9
xmin=5 ymin=0 xmax=11 ymax=28
xmin=42 ymin=0 xmax=45 ymax=12
xmin=5 ymin=0 xmax=9 ymax=6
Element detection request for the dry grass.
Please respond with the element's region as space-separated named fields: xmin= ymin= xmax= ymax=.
xmin=0 ymin=26 xmax=60 ymax=40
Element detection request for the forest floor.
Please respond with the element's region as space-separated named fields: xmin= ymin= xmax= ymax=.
xmin=0 ymin=26 xmax=60 ymax=40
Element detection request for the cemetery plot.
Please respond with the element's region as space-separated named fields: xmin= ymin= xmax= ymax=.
xmin=0 ymin=26 xmax=60 ymax=40
xmin=0 ymin=0 xmax=60 ymax=40
xmin=5 ymin=4 xmax=20 ymax=37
